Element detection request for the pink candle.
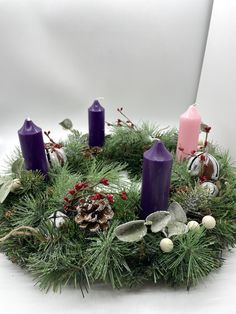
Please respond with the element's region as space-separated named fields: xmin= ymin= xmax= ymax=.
xmin=176 ymin=104 xmax=201 ymax=161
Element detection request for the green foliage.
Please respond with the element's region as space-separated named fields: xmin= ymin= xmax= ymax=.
xmin=11 ymin=193 xmax=49 ymax=227
xmin=171 ymin=159 xmax=195 ymax=190
xmin=19 ymin=170 xmax=46 ymax=195
xmin=28 ymin=235 xmax=89 ymax=294
xmin=113 ymin=182 xmax=140 ymax=223
xmin=47 ymin=165 xmax=81 ymax=210
xmin=157 ymin=127 xmax=178 ymax=152
xmin=158 ymin=228 xmax=221 ymax=288
xmin=84 ymin=159 xmax=126 ymax=185
xmin=85 ymin=224 xmax=131 ymax=288
xmin=64 ymin=132 xmax=90 ymax=173
xmin=0 ymin=123 xmax=235 ymax=295
xmin=102 ymin=123 xmax=155 ymax=175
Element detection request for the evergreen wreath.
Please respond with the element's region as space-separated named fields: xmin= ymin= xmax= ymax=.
xmin=0 ymin=109 xmax=235 ymax=296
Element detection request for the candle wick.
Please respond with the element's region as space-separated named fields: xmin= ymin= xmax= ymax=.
xmin=26 ymin=117 xmax=31 ymax=121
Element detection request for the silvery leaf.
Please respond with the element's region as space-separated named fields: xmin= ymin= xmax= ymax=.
xmin=168 ymin=202 xmax=187 ymax=223
xmin=114 ymin=220 xmax=147 ymax=242
xmin=146 ymin=211 xmax=171 ymax=233
xmin=11 ymin=158 xmax=24 ymax=175
xmin=0 ymin=180 xmax=14 ymax=203
xmin=167 ymin=222 xmax=188 ymax=237
xmin=59 ymin=119 xmax=73 ymax=130
xmin=0 ymin=176 xmax=10 ymax=186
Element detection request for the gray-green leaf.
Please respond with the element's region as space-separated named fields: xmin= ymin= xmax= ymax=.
xmin=0 ymin=176 xmax=10 ymax=186
xmin=167 ymin=221 xmax=188 ymax=237
xmin=59 ymin=119 xmax=73 ymax=130
xmin=114 ymin=220 xmax=147 ymax=242
xmin=168 ymin=202 xmax=187 ymax=223
xmin=11 ymin=158 xmax=24 ymax=175
xmin=0 ymin=180 xmax=14 ymax=203
xmin=146 ymin=211 xmax=171 ymax=233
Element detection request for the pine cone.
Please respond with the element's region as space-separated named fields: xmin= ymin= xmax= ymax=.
xmin=75 ymin=196 xmax=114 ymax=232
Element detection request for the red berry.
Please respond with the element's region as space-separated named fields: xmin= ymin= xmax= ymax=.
xmin=75 ymin=183 xmax=83 ymax=191
xmin=200 ymin=154 xmax=206 ymax=161
xmin=199 ymin=176 xmax=207 ymax=183
xmin=92 ymin=193 xmax=104 ymax=200
xmin=178 ymin=146 xmax=184 ymax=152
xmin=204 ymin=140 xmax=208 ymax=147
xmin=69 ymin=189 xmax=76 ymax=195
xmin=100 ymin=178 xmax=109 ymax=186
xmin=107 ymin=194 xmax=114 ymax=204
xmin=64 ymin=197 xmax=69 ymax=202
xmin=204 ymin=126 xmax=211 ymax=133
xmin=191 ymin=150 xmax=196 ymax=155
xmin=120 ymin=195 xmax=127 ymax=200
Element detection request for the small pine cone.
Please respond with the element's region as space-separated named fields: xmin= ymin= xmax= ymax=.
xmin=75 ymin=196 xmax=114 ymax=232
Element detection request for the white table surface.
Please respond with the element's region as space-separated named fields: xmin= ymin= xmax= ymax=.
xmin=0 ymin=250 xmax=236 ymax=314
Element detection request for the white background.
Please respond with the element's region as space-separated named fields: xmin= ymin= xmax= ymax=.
xmin=0 ymin=0 xmax=236 ymax=313
xmin=197 ymin=0 xmax=236 ymax=163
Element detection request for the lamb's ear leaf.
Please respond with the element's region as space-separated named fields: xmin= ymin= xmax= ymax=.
xmin=0 ymin=180 xmax=14 ymax=203
xmin=167 ymin=221 xmax=188 ymax=237
xmin=0 ymin=176 xmax=10 ymax=186
xmin=168 ymin=202 xmax=187 ymax=223
xmin=114 ymin=220 xmax=147 ymax=242
xmin=11 ymin=158 xmax=24 ymax=175
xmin=146 ymin=211 xmax=171 ymax=233
xmin=59 ymin=119 xmax=73 ymax=130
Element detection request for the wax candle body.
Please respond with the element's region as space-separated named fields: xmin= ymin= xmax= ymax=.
xmin=140 ymin=140 xmax=173 ymax=219
xmin=88 ymin=100 xmax=105 ymax=147
xmin=18 ymin=119 xmax=48 ymax=177
xmin=176 ymin=105 xmax=201 ymax=161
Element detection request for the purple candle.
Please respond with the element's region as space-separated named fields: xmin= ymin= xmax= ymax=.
xmin=18 ymin=118 xmax=48 ymax=177
xmin=88 ymin=100 xmax=105 ymax=147
xmin=139 ymin=140 xmax=173 ymax=219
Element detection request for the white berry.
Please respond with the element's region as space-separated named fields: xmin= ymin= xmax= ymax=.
xmin=160 ymin=238 xmax=174 ymax=253
xmin=202 ymin=215 xmax=216 ymax=229
xmin=187 ymin=220 xmax=200 ymax=230
xmin=10 ymin=179 xmax=22 ymax=193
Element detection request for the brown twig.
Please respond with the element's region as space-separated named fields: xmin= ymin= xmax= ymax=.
xmin=0 ymin=226 xmax=46 ymax=243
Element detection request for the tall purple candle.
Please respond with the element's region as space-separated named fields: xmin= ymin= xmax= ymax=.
xmin=139 ymin=140 xmax=173 ymax=219
xmin=18 ymin=118 xmax=48 ymax=177
xmin=88 ymin=100 xmax=105 ymax=147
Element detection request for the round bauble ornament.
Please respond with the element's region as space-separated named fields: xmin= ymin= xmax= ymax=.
xmin=187 ymin=152 xmax=220 ymax=181
xmin=202 ymin=215 xmax=216 ymax=229
xmin=47 ymin=147 xmax=67 ymax=166
xmin=10 ymin=179 xmax=22 ymax=193
xmin=187 ymin=220 xmax=200 ymax=230
xmin=160 ymin=238 xmax=174 ymax=253
xmin=201 ymin=181 xmax=219 ymax=197
xmin=49 ymin=211 xmax=68 ymax=228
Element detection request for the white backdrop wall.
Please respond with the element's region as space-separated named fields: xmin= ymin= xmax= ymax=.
xmin=0 ymin=0 xmax=213 ymax=161
xmin=197 ymin=0 xmax=236 ymax=162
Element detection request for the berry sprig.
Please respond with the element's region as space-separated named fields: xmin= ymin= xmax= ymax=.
xmin=44 ymin=131 xmax=63 ymax=150
xmin=106 ymin=107 xmax=137 ymax=129
xmin=63 ymin=178 xmax=128 ymax=213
